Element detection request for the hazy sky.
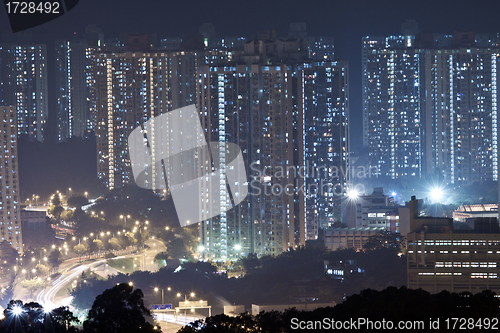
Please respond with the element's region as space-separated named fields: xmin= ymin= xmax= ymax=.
xmin=2 ymin=0 xmax=500 ymax=148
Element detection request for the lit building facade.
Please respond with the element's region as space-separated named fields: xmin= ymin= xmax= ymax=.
xmin=363 ymin=29 xmax=500 ymax=184
xmin=55 ymin=40 xmax=96 ymax=141
xmin=422 ymin=46 xmax=499 ymax=183
xmin=197 ymin=63 xmax=304 ymax=260
xmin=308 ymin=37 xmax=335 ymax=61
xmin=407 ymin=196 xmax=500 ymax=294
xmin=303 ymin=61 xmax=349 ymax=238
xmin=197 ymin=38 xmax=349 ymax=259
xmin=94 ymin=51 xmax=199 ymax=189
xmin=0 ymin=44 xmax=48 ymax=141
xmin=324 ymin=226 xmax=384 ymax=251
xmin=0 ymin=106 xmax=22 ymax=254
xmin=362 ymin=35 xmax=422 ymax=178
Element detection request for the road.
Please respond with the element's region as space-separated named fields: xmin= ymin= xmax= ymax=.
xmin=36 ymin=259 xmax=107 ymax=310
xmin=154 ymin=312 xmax=204 ymax=331
xmin=30 ymin=238 xmax=167 ymax=311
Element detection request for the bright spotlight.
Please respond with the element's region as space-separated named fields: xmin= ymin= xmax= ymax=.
xmin=391 ymin=191 xmax=397 ymax=197
xmin=346 ymin=188 xmax=359 ymax=199
xmin=12 ymin=306 xmax=23 ymax=316
xmin=430 ymin=187 xmax=444 ymax=202
xmin=234 ymin=244 xmax=241 ymax=251
xmin=43 ymin=307 xmax=52 ymax=314
xmin=197 ymin=245 xmax=205 ymax=252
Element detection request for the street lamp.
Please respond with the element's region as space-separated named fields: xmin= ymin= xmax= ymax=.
xmin=120 ymin=215 xmax=131 ymax=227
xmin=154 ymin=287 xmax=164 ymax=304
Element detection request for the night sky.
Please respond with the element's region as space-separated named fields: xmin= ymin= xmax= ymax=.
xmin=2 ymin=0 xmax=500 ymax=148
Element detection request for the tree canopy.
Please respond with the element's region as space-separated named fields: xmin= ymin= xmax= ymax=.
xmin=83 ymin=283 xmax=157 ymax=333
xmin=0 ymin=300 xmax=79 ymax=333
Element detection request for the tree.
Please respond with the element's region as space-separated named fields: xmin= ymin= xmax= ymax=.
xmin=60 ymin=209 xmax=74 ymax=222
xmin=68 ymin=195 xmax=89 ymax=208
xmin=123 ymin=231 xmax=136 ymax=247
xmin=49 ymin=206 xmax=65 ymax=220
xmin=52 ymin=194 xmax=62 ymax=207
xmin=107 ymin=238 xmax=121 ymax=251
xmin=83 ymin=283 xmax=157 ymax=333
xmin=135 ymin=228 xmax=149 ymax=249
xmin=35 ymin=263 xmax=50 ymax=276
xmin=165 ymin=237 xmax=189 ymax=259
xmin=48 ymin=249 xmax=62 ymax=270
xmin=1 ymin=300 xmax=79 ymax=333
xmin=93 ymin=239 xmax=105 ymax=253
xmin=0 ymin=283 xmax=14 ymax=308
xmin=0 ymin=241 xmax=19 ymax=268
xmin=21 ymin=278 xmax=46 ymax=298
xmin=181 ymin=261 xmax=218 ymax=275
xmin=74 ymin=243 xmax=87 ymax=262
xmin=241 ymin=253 xmax=261 ymax=275
xmin=47 ymin=306 xmax=81 ymax=333
xmin=363 ymin=231 xmax=405 ymax=253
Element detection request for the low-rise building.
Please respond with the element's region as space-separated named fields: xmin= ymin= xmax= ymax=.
xmin=21 ymin=208 xmax=47 ymax=230
xmin=324 ymin=260 xmax=363 ymax=280
xmin=346 ymin=187 xmax=395 ymax=228
xmin=407 ymin=196 xmax=500 ymax=294
xmin=324 ymin=226 xmax=385 ymax=251
xmin=453 ymin=204 xmax=498 ymax=223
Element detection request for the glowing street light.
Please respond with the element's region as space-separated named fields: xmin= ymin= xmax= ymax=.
xmin=11 ymin=306 xmax=24 ymax=316
xmin=346 ymin=188 xmax=360 ymax=199
xmin=120 ymin=214 xmax=131 ymax=227
xmin=430 ymin=187 xmax=444 ymax=203
xmin=154 ymin=287 xmax=164 ymax=304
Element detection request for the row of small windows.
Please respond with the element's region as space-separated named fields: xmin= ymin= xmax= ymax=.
xmin=435 ymin=261 xmax=497 ymax=268
xmin=409 ymin=240 xmax=500 ymax=246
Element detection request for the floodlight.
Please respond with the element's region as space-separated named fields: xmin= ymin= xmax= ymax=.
xmin=346 ymin=188 xmax=359 ymax=199
xmin=12 ymin=306 xmax=23 ymax=316
xmin=430 ymin=187 xmax=444 ymax=202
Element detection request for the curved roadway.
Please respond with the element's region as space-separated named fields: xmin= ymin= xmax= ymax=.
xmin=35 ymin=238 xmax=166 ymax=310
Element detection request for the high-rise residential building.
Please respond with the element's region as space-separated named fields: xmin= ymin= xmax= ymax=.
xmin=303 ymin=60 xmax=349 ymax=238
xmin=363 ymin=26 xmax=500 ymax=184
xmin=0 ymin=44 xmax=48 ymax=141
xmin=93 ymin=34 xmax=348 ymax=258
xmin=55 ymin=40 xmax=95 ymax=141
xmin=0 ymin=106 xmax=23 ymax=254
xmin=197 ymin=38 xmax=349 ymax=259
xmin=422 ymin=44 xmax=499 ymax=183
xmin=94 ymin=50 xmax=200 ymax=189
xmin=198 ymin=62 xmax=304 ymax=260
xmin=308 ymin=37 xmax=335 ymax=61
xmin=362 ymin=35 xmax=422 ymax=179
